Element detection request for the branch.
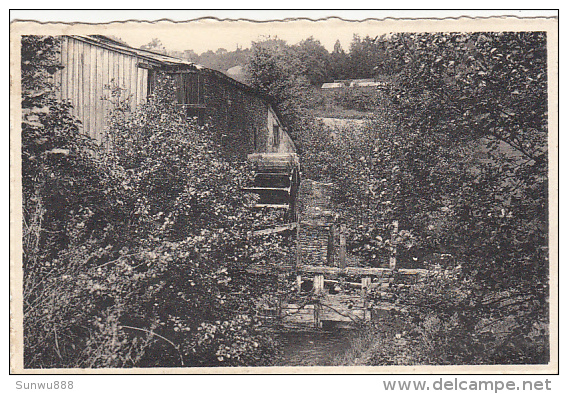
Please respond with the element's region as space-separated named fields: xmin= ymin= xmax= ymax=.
xmin=120 ymin=325 xmax=184 ymax=367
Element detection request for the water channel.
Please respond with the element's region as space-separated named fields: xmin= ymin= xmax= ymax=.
xmin=276 ymin=327 xmax=356 ymax=366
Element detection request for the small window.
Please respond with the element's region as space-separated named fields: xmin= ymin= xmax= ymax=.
xmin=165 ymin=71 xmax=205 ymax=124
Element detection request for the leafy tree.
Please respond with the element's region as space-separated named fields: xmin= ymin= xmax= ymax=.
xmin=296 ymin=31 xmax=549 ymax=364
xmin=293 ymin=36 xmax=331 ymax=86
xmin=21 ymin=35 xmax=134 ymax=367
xmin=189 ymin=46 xmax=252 ymax=73
xmin=358 ymin=31 xmax=549 ymax=364
xmin=140 ymin=38 xmax=167 ymax=54
xmin=329 ymin=40 xmax=349 ymax=80
xmin=386 ymin=31 xmax=548 ymax=297
xmin=347 ymin=34 xmax=395 ymax=78
xmin=245 ymin=37 xmax=312 ymax=145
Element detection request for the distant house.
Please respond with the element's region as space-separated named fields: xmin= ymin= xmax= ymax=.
xmin=321 ymin=82 xmax=346 ymax=89
xmin=349 ymin=79 xmax=388 ymax=88
xmin=321 ymin=79 xmax=389 ymax=90
xmin=55 ymin=35 xmax=295 ymax=159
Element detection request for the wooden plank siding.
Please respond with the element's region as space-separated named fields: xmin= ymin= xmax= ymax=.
xmin=55 ymin=35 xmax=295 ymax=158
xmin=56 ymin=36 xmax=150 ymax=143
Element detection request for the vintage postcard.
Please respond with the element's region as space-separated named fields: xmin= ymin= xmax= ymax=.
xmin=10 ymin=12 xmax=558 ymax=374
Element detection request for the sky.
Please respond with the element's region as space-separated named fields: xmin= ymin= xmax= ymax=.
xmin=110 ymin=17 xmax=393 ymax=54
xmin=11 ymin=10 xmax=557 ymax=55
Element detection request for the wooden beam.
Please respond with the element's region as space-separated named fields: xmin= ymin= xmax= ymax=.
xmin=243 ymin=187 xmax=291 ymax=193
xmin=339 ymin=223 xmax=347 ymax=268
xmin=398 ymin=268 xmax=430 ymax=275
xmin=251 ymin=223 xmax=297 ymax=236
xmin=253 ymin=204 xmax=290 ymax=209
xmin=299 ymin=264 xmax=433 ymax=277
xmin=299 ymin=220 xmax=333 ymax=227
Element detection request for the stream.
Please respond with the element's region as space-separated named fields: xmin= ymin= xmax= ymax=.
xmin=276 ymin=328 xmax=355 ymax=366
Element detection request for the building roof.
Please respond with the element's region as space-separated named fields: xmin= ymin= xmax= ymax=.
xmin=321 ymin=82 xmax=346 ymax=89
xmin=73 ymin=35 xmax=202 ymax=68
xmin=67 ymin=35 xmax=290 ymax=136
xmin=71 ymin=35 xmax=255 ymax=94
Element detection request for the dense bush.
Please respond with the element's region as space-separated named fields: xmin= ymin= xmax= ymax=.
xmin=336 ymin=268 xmax=548 ymax=366
xmin=22 ymin=36 xmax=280 ymax=368
xmin=248 ymin=32 xmax=550 ymax=365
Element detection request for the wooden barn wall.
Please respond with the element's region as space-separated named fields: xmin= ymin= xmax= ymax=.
xmin=55 ymin=37 xmax=148 ymax=143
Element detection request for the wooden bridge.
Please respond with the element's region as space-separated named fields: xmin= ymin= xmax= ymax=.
xmin=243 ymin=158 xmax=428 ymax=329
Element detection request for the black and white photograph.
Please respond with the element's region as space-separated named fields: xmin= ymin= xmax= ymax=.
xmin=9 ymin=11 xmax=558 ymax=374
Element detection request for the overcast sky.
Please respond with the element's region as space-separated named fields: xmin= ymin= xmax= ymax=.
xmin=11 ymin=10 xmax=557 ymax=55
xmin=109 ymin=18 xmax=397 ymax=54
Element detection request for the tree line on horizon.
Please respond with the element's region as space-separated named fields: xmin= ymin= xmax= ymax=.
xmin=140 ymin=34 xmax=399 ymax=86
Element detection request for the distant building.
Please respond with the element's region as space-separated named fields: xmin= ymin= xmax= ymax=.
xmin=55 ymin=35 xmax=295 ymax=159
xmin=321 ymin=82 xmax=346 ymax=89
xmin=321 ymin=78 xmax=389 ymax=90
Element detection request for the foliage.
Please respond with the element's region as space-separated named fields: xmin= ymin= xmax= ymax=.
xmin=383 ymin=31 xmax=548 ymax=302
xmin=329 ymin=40 xmax=349 ymax=81
xmin=347 ymin=34 xmax=400 ymax=78
xmin=21 ymin=35 xmax=120 ymax=367
xmin=287 ymin=31 xmax=549 ymax=364
xmin=196 ymin=47 xmax=252 ymax=76
xmin=293 ymin=36 xmax=331 ymax=86
xmin=21 ymin=36 xmax=281 ymax=368
xmin=186 ymin=315 xmax=278 ymax=366
xmin=334 ymin=267 xmax=547 ymax=366
xmin=245 ymin=37 xmax=313 ymax=140
xmin=139 ymin=38 xmax=167 ymax=54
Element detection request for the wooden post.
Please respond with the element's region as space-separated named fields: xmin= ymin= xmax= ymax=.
xmin=295 ymin=215 xmax=301 ymax=268
xmin=339 ymin=223 xmax=346 ymax=269
xmin=314 ymin=302 xmax=321 ymax=328
xmin=389 ymin=220 xmax=398 ymax=270
xmin=277 ymin=273 xmax=286 ymax=319
xmin=313 ymin=273 xmax=324 ymax=328
xmin=314 ymin=274 xmax=325 ymax=295
xmin=327 ymin=225 xmax=335 ymax=267
xmin=361 ymin=277 xmax=371 ymax=294
xmin=361 ymin=277 xmax=371 ymax=321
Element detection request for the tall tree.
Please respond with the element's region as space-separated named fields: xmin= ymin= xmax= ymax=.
xmin=140 ymin=38 xmax=167 ymax=54
xmin=379 ymin=32 xmax=549 ymax=362
xmin=293 ymin=36 xmax=331 ymax=86
xmin=245 ymin=37 xmax=311 ymax=144
xmin=385 ymin=32 xmax=548 ymax=289
xmin=330 ymin=40 xmax=349 ymax=80
xmin=347 ymin=34 xmax=399 ymax=78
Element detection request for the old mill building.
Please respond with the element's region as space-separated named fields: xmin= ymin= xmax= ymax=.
xmin=54 ymin=35 xmax=296 ymax=159
xmin=55 ymin=35 xmax=300 ymax=213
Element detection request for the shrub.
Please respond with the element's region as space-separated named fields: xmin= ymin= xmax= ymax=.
xmin=22 ymin=36 xmax=279 ymax=368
